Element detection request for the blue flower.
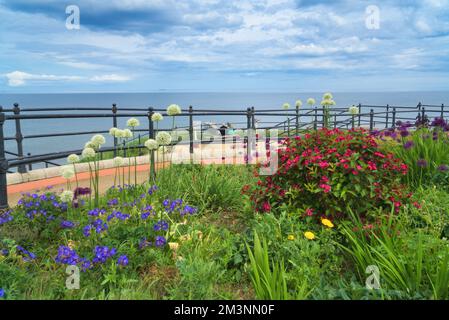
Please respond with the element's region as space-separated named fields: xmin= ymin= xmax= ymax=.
xmin=83 ymin=225 xmax=92 ymax=237
xmin=153 ymin=220 xmax=169 ymax=232
xmin=92 ymin=219 xmax=108 ymax=234
xmin=55 ymin=246 xmax=79 ymax=265
xmin=155 ymin=236 xmax=167 ymax=247
xmin=148 ymin=185 xmax=158 ymax=195
xmin=92 ymin=246 xmax=117 ymax=264
xmin=0 ymin=288 xmax=5 ymax=298
xmin=141 ymin=205 xmax=154 ymax=220
xmin=88 ymin=208 xmax=106 ymax=217
xmin=16 ymin=245 xmax=36 ymax=261
xmin=117 ymin=255 xmax=129 ymax=266
xmin=0 ymin=210 xmax=13 ymax=225
xmin=60 ymin=220 xmax=75 ymax=229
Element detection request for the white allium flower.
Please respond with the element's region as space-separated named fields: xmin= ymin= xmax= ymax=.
xmin=67 ymin=154 xmax=80 ymax=164
xmin=60 ymin=190 xmax=74 ymax=203
xmin=282 ymin=103 xmax=290 ymax=110
xmin=167 ymin=104 xmax=182 ymax=116
xmin=295 ymin=100 xmax=303 ymax=108
xmin=323 ymin=92 xmax=333 ymax=100
xmin=145 ymin=139 xmax=159 ymax=150
xmin=307 ymin=98 xmax=316 ymax=106
xmin=113 ymin=156 xmax=124 ymax=167
xmin=92 ymin=134 xmax=106 ymax=146
xmin=114 ymin=129 xmax=125 ymax=138
xmin=62 ymin=167 xmax=75 ymax=179
xmin=151 ymin=112 xmax=164 ymax=122
xmin=156 ymin=131 xmax=172 ymax=146
xmin=82 ymin=147 xmax=96 ymax=159
xmin=321 ymin=99 xmax=336 ymax=106
xmin=123 ymin=129 xmax=133 ymax=138
xmin=349 ymin=105 xmax=359 ymax=115
xmin=127 ymin=117 xmax=140 ymax=127
xmin=85 ymin=140 xmax=99 ymax=150
xmin=109 ymin=127 xmax=118 ymax=136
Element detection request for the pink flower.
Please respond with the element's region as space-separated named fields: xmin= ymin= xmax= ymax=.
xmin=319 ymin=184 xmax=331 ymax=193
xmin=262 ymin=202 xmax=271 ymax=212
xmin=318 ymin=161 xmax=329 ymax=169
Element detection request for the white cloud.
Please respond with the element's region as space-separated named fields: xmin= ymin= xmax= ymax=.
xmin=90 ymin=74 xmax=132 ymax=82
xmin=5 ymin=71 xmax=82 ymax=86
xmin=4 ymin=71 xmax=131 ymax=86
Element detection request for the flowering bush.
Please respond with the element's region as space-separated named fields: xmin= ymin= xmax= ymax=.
xmin=244 ymin=128 xmax=412 ymax=224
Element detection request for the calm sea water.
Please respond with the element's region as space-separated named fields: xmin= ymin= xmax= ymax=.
xmin=0 ymin=92 xmax=448 ymax=167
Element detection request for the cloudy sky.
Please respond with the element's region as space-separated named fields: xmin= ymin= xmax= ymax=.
xmin=1 ymin=0 xmax=449 ymax=92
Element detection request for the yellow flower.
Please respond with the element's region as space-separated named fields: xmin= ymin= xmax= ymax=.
xmin=287 ymin=235 xmax=295 ymax=241
xmin=168 ymin=242 xmax=179 ymax=252
xmin=304 ymin=231 xmax=315 ymax=240
xmin=67 ymin=240 xmax=76 ymax=249
xmin=321 ymin=218 xmax=334 ymax=228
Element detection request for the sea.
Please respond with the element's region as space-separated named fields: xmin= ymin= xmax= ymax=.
xmin=0 ymin=92 xmax=448 ymax=169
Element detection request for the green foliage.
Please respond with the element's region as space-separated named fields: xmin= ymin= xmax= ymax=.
xmin=155 ymin=164 xmax=255 ymax=213
xmin=380 ymin=126 xmax=449 ymax=188
xmin=246 ymin=231 xmax=290 ymax=300
xmin=339 ymin=209 xmax=449 ymax=299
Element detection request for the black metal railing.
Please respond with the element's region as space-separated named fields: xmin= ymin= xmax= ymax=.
xmin=0 ymin=101 xmax=447 ymax=208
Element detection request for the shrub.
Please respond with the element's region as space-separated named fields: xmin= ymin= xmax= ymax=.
xmin=244 ymin=128 xmax=411 ymax=224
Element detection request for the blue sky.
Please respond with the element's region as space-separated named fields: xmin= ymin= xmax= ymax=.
xmin=1 ymin=0 xmax=449 ymax=93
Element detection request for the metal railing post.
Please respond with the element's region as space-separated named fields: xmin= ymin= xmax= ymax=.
xmin=313 ymin=107 xmax=318 ymax=130
xmin=112 ymin=103 xmax=118 ymax=157
xmin=385 ymin=104 xmax=390 ymax=128
xmin=392 ymin=108 xmax=396 ymax=128
xmin=189 ymin=106 xmax=194 ymax=161
xmin=251 ymin=106 xmax=256 ymax=130
xmin=295 ymin=104 xmax=299 ymax=132
xmin=13 ymin=103 xmax=27 ymax=173
xmin=148 ymin=107 xmax=156 ymax=179
xmin=358 ymin=103 xmax=362 ymax=127
xmin=369 ymin=109 xmax=374 ymax=132
xmin=27 ymin=153 xmax=32 ymax=171
xmin=0 ymin=107 xmax=9 ymax=209
xmin=246 ymin=107 xmax=251 ymax=165
xmin=441 ymin=104 xmax=445 ymax=119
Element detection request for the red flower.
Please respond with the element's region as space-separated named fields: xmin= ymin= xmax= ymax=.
xmin=319 ymin=184 xmax=331 ymax=193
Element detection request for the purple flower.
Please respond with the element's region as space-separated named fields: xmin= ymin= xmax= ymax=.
xmin=55 ymin=246 xmax=79 ymax=265
xmin=0 ymin=210 xmax=13 ymax=225
xmin=80 ymin=258 xmax=92 ymax=272
xmin=417 ymin=159 xmax=428 ymax=168
xmin=182 ymin=205 xmax=197 ymax=216
xmin=117 ymin=255 xmax=129 ymax=266
xmin=139 ymin=238 xmax=152 ymax=249
xmin=82 ymin=225 xmax=92 ymax=237
xmin=148 ymin=185 xmax=158 ymax=195
xmin=141 ymin=205 xmax=154 ymax=219
xmin=88 ymin=208 xmax=106 ymax=217
xmin=403 ymin=141 xmax=414 ymax=150
xmin=153 ymin=220 xmax=169 ymax=232
xmin=60 ymin=220 xmax=75 ymax=229
xmin=16 ymin=245 xmax=36 ymax=261
xmin=438 ymin=164 xmax=449 ymax=172
xmin=107 ymin=198 xmax=119 ymax=206
xmin=400 ymin=129 xmax=410 ymax=137
xmin=74 ymin=187 xmax=91 ymax=199
xmin=92 ymin=246 xmax=117 ymax=264
xmin=155 ymin=236 xmax=167 ymax=247
xmin=92 ymin=219 xmax=108 ymax=234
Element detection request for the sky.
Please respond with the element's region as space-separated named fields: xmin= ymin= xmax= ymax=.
xmin=1 ymin=0 xmax=449 ymax=93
